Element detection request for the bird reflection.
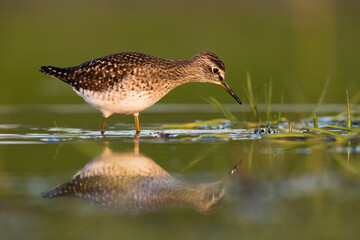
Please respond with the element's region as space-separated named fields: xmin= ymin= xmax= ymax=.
xmin=42 ymin=142 xmax=239 ymax=215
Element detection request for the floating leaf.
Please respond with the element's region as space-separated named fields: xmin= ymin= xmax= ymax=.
xmin=179 ymin=133 xmax=232 ymax=142
xmin=161 ymin=119 xmax=232 ymax=129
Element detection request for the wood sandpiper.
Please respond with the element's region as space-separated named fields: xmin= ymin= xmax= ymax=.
xmin=40 ymin=51 xmax=242 ymax=135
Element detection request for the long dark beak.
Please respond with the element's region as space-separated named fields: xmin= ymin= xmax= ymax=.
xmin=220 ymin=81 xmax=242 ymax=104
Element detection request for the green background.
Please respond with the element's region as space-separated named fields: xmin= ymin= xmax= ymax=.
xmin=0 ymin=0 xmax=359 ymax=105
xmin=1 ymin=1 xmax=360 ymax=239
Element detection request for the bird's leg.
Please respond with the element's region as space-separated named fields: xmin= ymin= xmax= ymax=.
xmin=134 ymin=131 xmax=140 ymax=140
xmin=101 ymin=117 xmax=107 ymax=135
xmin=133 ymin=113 xmax=140 ymax=153
xmin=134 ymin=113 xmax=140 ymax=133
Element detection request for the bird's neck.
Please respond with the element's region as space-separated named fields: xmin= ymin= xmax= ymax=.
xmin=169 ymin=59 xmax=203 ymax=85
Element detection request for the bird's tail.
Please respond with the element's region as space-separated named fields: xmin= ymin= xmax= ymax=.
xmin=39 ymin=66 xmax=74 ymax=83
xmin=41 ymin=182 xmax=75 ymax=199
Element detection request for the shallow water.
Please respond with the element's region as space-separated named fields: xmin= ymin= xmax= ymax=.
xmin=1 ymin=105 xmax=360 ymax=240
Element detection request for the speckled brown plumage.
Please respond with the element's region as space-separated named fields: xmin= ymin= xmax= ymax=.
xmin=40 ymin=51 xmax=242 ymax=134
xmin=40 ymin=52 xmax=191 ymax=92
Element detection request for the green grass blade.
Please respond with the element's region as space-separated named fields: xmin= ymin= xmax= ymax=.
xmin=313 ymin=114 xmax=318 ymax=128
xmin=312 ymin=75 xmax=331 ymax=116
xmin=265 ymin=78 xmax=272 ymax=120
xmin=302 ymin=126 xmax=344 ymax=137
xmin=346 ymin=90 xmax=352 ymax=129
xmin=349 ymin=89 xmax=360 ymax=104
xmin=325 ymin=125 xmax=360 ymax=133
xmin=270 ymin=114 xmax=275 ymax=133
xmin=245 ymin=72 xmax=259 ymax=122
xmin=206 ymin=97 xmax=239 ymax=123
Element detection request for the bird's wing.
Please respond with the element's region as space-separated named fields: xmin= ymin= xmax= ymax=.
xmin=40 ymin=52 xmax=159 ymax=91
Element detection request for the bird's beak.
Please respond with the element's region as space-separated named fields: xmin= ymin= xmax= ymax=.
xmin=219 ymin=80 xmax=242 ymax=104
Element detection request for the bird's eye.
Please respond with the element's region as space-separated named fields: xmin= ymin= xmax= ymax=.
xmin=212 ymin=67 xmax=219 ymax=74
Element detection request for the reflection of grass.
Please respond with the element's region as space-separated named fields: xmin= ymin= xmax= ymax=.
xmin=180 ymin=145 xmax=220 ymax=172
xmin=333 ymin=153 xmax=360 ymax=178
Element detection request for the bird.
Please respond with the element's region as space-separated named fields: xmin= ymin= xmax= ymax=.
xmin=40 ymin=51 xmax=242 ymax=135
xmin=41 ymin=146 xmax=239 ymax=214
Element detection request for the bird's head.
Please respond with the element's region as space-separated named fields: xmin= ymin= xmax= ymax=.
xmin=192 ymin=51 xmax=242 ymax=104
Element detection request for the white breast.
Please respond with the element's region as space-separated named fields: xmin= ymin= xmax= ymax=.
xmin=75 ymin=88 xmax=161 ymax=117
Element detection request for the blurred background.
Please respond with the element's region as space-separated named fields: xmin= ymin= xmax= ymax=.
xmin=1 ymin=2 xmax=360 ymax=240
xmin=0 ymin=0 xmax=359 ymax=105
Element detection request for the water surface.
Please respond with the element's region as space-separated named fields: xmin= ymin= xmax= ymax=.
xmin=0 ymin=105 xmax=359 ymax=240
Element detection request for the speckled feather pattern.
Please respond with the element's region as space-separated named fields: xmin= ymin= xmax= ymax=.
xmin=40 ymin=51 xmax=226 ymax=117
xmin=42 ymin=53 xmax=191 ymax=91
